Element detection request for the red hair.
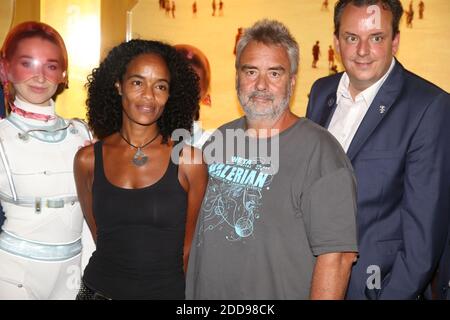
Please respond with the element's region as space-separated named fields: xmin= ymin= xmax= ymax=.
xmin=0 ymin=21 xmax=69 ymax=111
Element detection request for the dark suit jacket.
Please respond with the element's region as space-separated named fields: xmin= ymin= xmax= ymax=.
xmin=306 ymin=60 xmax=450 ymax=299
xmin=436 ymin=231 xmax=450 ymax=299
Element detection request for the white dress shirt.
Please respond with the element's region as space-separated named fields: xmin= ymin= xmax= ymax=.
xmin=328 ymin=59 xmax=395 ymax=152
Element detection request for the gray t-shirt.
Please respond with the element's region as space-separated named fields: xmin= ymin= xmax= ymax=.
xmin=186 ymin=117 xmax=358 ymax=299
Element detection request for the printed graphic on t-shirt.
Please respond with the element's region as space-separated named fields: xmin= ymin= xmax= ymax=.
xmin=199 ymin=156 xmax=274 ymax=242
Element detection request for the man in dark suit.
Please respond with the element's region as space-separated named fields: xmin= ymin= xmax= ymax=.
xmin=306 ymin=0 xmax=450 ymax=299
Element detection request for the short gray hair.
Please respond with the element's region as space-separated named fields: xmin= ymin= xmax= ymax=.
xmin=235 ymin=19 xmax=299 ymax=75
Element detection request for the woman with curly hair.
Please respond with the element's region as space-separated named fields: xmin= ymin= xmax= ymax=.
xmin=74 ymin=39 xmax=208 ymax=300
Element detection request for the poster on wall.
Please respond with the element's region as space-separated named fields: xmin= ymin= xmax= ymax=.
xmin=127 ymin=0 xmax=448 ymax=130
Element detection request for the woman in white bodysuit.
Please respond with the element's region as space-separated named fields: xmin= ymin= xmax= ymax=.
xmin=0 ymin=21 xmax=91 ymax=299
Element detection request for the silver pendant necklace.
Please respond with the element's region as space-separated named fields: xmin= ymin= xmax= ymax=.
xmin=119 ymin=130 xmax=160 ymax=167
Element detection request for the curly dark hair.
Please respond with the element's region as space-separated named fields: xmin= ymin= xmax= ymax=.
xmin=86 ymin=39 xmax=200 ymax=142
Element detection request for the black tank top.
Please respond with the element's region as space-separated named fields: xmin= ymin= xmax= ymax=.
xmin=83 ymin=141 xmax=187 ymax=299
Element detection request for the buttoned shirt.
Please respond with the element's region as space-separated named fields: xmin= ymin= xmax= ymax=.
xmin=328 ymin=59 xmax=395 ymax=152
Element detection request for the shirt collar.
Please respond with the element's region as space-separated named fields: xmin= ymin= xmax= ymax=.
xmin=336 ymin=58 xmax=396 ymax=106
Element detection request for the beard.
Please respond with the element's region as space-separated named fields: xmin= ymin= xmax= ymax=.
xmin=237 ymin=80 xmax=292 ymax=122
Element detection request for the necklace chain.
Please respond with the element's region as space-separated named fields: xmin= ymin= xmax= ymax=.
xmin=119 ymin=130 xmax=160 ymax=167
xmin=119 ymin=130 xmax=160 ymax=150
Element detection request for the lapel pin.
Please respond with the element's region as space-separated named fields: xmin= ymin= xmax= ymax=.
xmin=327 ymin=98 xmax=335 ymax=107
xmin=379 ymin=105 xmax=386 ymax=114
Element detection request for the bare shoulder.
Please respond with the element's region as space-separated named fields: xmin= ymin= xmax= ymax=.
xmin=74 ymin=144 xmax=95 ymax=173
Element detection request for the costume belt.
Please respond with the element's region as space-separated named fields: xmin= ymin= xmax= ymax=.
xmin=0 ymin=230 xmax=82 ymax=262
xmin=0 ymin=192 xmax=78 ymax=214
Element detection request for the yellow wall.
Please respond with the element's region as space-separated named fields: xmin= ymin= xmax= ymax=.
xmin=0 ymin=1 xmax=15 ymax=45
xmin=39 ymin=0 xmax=137 ymax=119
xmin=11 ymin=0 xmax=40 ymax=27
xmin=1 ymin=0 xmax=40 ymax=45
xmin=100 ymin=0 xmax=138 ymax=60
xmin=40 ymin=0 xmax=100 ymax=119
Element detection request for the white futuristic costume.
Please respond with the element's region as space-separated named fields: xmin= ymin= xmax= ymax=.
xmin=0 ymin=97 xmax=91 ymax=299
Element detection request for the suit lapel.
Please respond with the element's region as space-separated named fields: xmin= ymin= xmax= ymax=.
xmin=346 ymin=60 xmax=405 ymax=161
xmin=318 ymin=73 xmax=343 ymax=128
xmin=319 ymin=92 xmax=338 ymax=128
